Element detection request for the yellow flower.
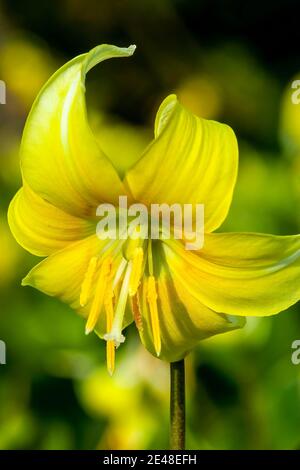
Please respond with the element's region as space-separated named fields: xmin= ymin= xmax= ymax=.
xmin=8 ymin=44 xmax=300 ymax=371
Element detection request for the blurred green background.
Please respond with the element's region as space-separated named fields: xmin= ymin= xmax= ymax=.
xmin=0 ymin=0 xmax=300 ymax=450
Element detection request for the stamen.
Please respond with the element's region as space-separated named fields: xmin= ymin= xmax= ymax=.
xmin=85 ymin=256 xmax=112 ymax=335
xmin=129 ymin=247 xmax=144 ymax=296
xmin=104 ymin=290 xmax=115 ymax=376
xmin=131 ymin=294 xmax=143 ymax=332
xmin=104 ymin=261 xmax=132 ymax=347
xmin=80 ymin=256 xmax=98 ymax=307
xmin=146 ymin=276 xmax=161 ymax=356
xmin=147 ymin=241 xmax=154 ymax=276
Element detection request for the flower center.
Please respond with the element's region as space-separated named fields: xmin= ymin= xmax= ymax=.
xmin=80 ymin=238 xmax=162 ymax=374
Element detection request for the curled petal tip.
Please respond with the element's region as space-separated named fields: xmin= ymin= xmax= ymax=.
xmin=21 ymin=276 xmax=29 ymax=287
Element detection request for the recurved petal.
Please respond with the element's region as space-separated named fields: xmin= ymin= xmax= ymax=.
xmin=8 ymin=184 xmax=95 ymax=256
xmin=136 ymin=262 xmax=244 ymax=363
xmin=22 ymin=235 xmax=133 ymax=336
xmin=163 ymin=232 xmax=300 ymax=317
xmin=125 ymin=94 xmax=238 ymax=233
xmin=21 ymin=44 xmax=135 ymax=217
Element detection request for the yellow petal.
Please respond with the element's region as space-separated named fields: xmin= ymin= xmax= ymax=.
xmin=137 ymin=264 xmax=244 ymax=363
xmin=163 ymin=232 xmax=300 ymax=317
xmin=125 ymin=94 xmax=238 ymax=233
xmin=21 ymin=44 xmax=135 ymax=217
xmin=8 ymin=184 xmax=94 ymax=256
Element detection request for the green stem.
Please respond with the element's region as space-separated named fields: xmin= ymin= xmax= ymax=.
xmin=170 ymin=359 xmax=186 ymax=450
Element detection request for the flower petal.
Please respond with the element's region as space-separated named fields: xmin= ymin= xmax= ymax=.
xmin=22 ymin=235 xmax=133 ymax=336
xmin=125 ymin=94 xmax=238 ymax=232
xmin=163 ymin=232 xmax=300 ymax=317
xmin=137 ymin=262 xmax=245 ymax=362
xmin=8 ymin=184 xmax=95 ymax=256
xmin=21 ymin=44 xmax=135 ymax=217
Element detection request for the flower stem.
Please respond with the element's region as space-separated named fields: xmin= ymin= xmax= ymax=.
xmin=170 ymin=359 xmax=185 ymax=450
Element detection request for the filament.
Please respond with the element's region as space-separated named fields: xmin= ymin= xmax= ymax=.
xmin=129 ymin=247 xmax=144 ymax=296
